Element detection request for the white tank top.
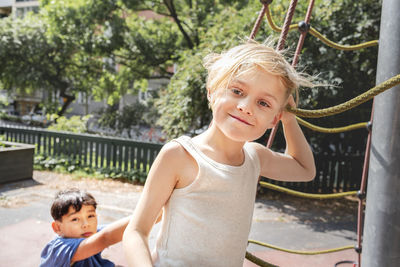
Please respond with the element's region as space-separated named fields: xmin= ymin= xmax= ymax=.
xmin=153 ymin=136 xmax=260 ymax=267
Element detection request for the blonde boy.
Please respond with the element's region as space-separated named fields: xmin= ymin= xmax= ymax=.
xmin=123 ymin=40 xmax=316 ymax=267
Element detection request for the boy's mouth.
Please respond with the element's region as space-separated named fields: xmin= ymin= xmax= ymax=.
xmin=230 ymin=114 xmax=253 ymax=126
xmin=82 ymin=232 xmax=93 ymax=237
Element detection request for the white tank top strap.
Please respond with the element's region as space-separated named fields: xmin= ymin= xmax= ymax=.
xmin=171 ymin=135 xmax=198 ymax=158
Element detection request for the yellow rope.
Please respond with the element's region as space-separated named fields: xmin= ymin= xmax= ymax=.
xmin=288 ymin=74 xmax=400 ymax=118
xmin=265 ymin=5 xmax=378 ymax=51
xmin=308 ymin=28 xmax=378 ymax=51
xmin=259 ymin=181 xmax=357 ymax=199
xmin=297 ymin=117 xmax=367 ymax=133
xmin=245 ymin=251 xmax=278 ymax=267
xmin=248 ymin=240 xmax=354 ymax=255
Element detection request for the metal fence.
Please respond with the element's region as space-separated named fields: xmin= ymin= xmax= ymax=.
xmin=262 ymin=151 xmax=364 ymax=193
xmin=0 ymin=125 xmax=163 ymax=173
xmin=0 ymin=125 xmax=364 ymax=193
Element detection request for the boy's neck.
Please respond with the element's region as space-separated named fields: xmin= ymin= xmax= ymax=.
xmin=193 ymin=127 xmax=246 ymax=166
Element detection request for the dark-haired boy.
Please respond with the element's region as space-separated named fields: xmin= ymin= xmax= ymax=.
xmin=40 ymin=188 xmax=130 ymax=267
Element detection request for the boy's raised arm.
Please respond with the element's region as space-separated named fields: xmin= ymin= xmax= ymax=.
xmin=123 ymin=142 xmax=183 ymax=267
xmin=255 ymin=96 xmax=316 ymax=182
xmin=71 ymin=216 xmax=131 ymax=263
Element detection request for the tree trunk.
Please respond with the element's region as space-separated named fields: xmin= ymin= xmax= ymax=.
xmin=58 ymin=89 xmax=75 ymax=116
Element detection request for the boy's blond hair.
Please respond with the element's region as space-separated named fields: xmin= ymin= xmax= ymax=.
xmin=203 ymin=40 xmax=314 ymax=107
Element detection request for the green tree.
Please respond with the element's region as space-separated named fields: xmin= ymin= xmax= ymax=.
xmin=0 ymin=0 xmax=196 ymax=116
xmin=39 ymin=0 xmax=127 ymax=113
xmin=97 ymin=100 xmax=155 ymax=138
xmin=0 ymin=12 xmax=106 ymax=116
xmin=0 ymin=0 xmax=133 ymax=116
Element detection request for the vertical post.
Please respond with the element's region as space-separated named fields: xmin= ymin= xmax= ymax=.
xmin=362 ymin=0 xmax=400 ymax=266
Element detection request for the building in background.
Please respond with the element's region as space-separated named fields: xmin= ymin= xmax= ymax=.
xmin=0 ymin=0 xmax=12 ymax=18
xmin=0 ymin=0 xmax=39 ymax=18
xmin=13 ymin=0 xmax=39 ymax=18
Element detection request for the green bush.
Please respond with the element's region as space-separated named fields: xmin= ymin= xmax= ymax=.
xmin=34 ymin=154 xmax=147 ymax=184
xmin=0 ymin=113 xmax=23 ymax=123
xmin=47 ymin=114 xmax=92 ymax=133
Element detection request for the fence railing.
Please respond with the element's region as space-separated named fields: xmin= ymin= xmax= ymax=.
xmin=0 ymin=125 xmax=364 ymax=193
xmin=0 ymin=125 xmax=163 ymax=173
xmin=262 ymin=151 xmax=364 ymax=193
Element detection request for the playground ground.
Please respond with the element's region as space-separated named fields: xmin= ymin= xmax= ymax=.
xmin=0 ymin=171 xmax=359 ymax=267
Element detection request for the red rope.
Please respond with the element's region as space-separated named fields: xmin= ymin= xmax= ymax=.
xmin=292 ymin=0 xmax=315 ymax=66
xmin=266 ymin=0 xmax=300 ymax=148
xmin=249 ymin=4 xmax=268 ymax=40
xmin=276 ymin=0 xmax=299 ymax=51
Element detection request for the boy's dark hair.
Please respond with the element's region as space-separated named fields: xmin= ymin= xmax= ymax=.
xmin=51 ymin=188 xmax=97 ymax=221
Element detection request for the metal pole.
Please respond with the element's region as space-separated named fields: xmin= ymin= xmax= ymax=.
xmin=362 ymin=0 xmax=400 ymax=266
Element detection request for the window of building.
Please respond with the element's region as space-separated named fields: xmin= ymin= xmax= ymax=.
xmin=138 ymin=90 xmax=149 ymax=102
xmin=15 ymin=5 xmax=38 ymax=18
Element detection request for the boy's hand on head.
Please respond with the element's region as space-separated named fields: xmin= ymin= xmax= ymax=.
xmin=281 ymin=95 xmax=297 ymax=124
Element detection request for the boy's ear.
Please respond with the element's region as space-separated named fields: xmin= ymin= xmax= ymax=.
xmin=51 ymin=221 xmax=62 ymax=235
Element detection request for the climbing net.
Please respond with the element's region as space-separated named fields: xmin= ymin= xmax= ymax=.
xmin=244 ymin=1 xmax=400 ymax=267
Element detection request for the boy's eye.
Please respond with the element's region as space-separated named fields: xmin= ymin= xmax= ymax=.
xmin=231 ymin=88 xmax=243 ymax=96
xmin=88 ymin=214 xmax=96 ymax=218
xmin=258 ymin=100 xmax=270 ymax=108
xmin=71 ymin=218 xmax=78 ymax=222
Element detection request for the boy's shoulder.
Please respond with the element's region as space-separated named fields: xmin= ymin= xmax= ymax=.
xmin=45 ymin=235 xmax=85 ymax=251
xmin=40 ymin=234 xmax=114 ymax=267
xmin=161 ymin=136 xmax=192 ymax=158
xmin=153 ymin=136 xmax=198 ymax=172
xmin=40 ymin=236 xmax=84 ymax=267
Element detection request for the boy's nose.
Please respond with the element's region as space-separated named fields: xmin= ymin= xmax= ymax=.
xmin=81 ymin=219 xmax=89 ymax=227
xmin=237 ymin=99 xmax=253 ymax=115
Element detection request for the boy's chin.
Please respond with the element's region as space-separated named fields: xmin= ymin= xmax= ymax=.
xmin=230 ymin=132 xmax=264 ymax=143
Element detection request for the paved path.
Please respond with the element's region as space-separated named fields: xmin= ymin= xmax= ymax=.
xmin=0 ymin=173 xmax=358 ymax=267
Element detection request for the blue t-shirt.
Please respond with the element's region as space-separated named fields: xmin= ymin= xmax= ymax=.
xmin=40 ymin=227 xmax=114 ymax=267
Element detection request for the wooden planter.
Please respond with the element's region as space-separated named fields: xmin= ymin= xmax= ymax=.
xmin=0 ymin=141 xmax=35 ymax=183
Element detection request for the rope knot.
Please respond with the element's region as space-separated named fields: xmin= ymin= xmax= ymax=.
xmin=366 ymin=121 xmax=372 ymax=132
xmin=298 ymin=21 xmax=310 ymax=33
xmin=357 ymin=190 xmax=366 ymax=200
